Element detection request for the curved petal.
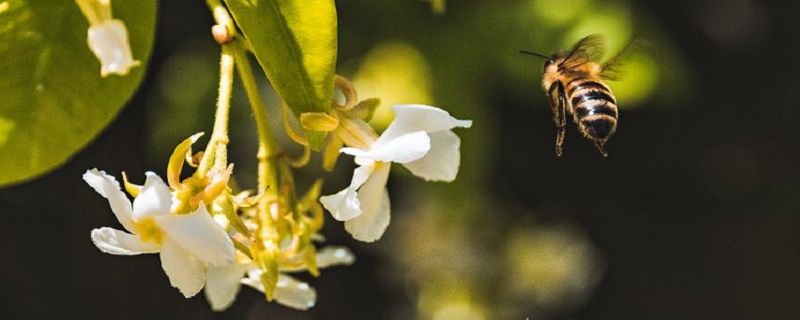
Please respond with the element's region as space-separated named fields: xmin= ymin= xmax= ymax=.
xmin=344 ymin=163 xmax=392 ymax=242
xmin=345 ymin=189 xmax=390 ymax=243
xmin=240 ymin=269 xmax=265 ymax=293
xmin=273 ymin=275 xmax=317 ymax=310
xmin=316 ymin=246 xmax=356 ymax=268
xmin=132 ymin=172 xmax=172 ymax=220
xmin=402 ymin=130 xmax=462 ymax=182
xmin=87 ymin=19 xmax=141 ymax=77
xmin=204 ymin=263 xmax=253 ymax=311
xmin=155 ymin=205 xmax=235 ymax=267
xmin=90 ymin=227 xmax=160 ymax=255
xmin=243 ymin=270 xmax=318 ymax=310
xmin=320 ymin=164 xmax=373 ymax=221
xmin=84 ymin=169 xmax=135 ymax=232
xmin=341 ymin=131 xmax=430 ymax=164
xmin=319 ymin=188 xmax=359 ymax=221
xmin=160 ymin=239 xmax=206 ymax=298
xmin=83 ymin=168 xmax=120 ymax=199
xmin=377 ymin=104 xmax=472 ymax=143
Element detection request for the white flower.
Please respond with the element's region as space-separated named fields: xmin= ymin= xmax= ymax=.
xmin=87 ymin=20 xmax=141 ymax=77
xmin=76 ymin=0 xmax=140 ymax=77
xmin=85 ymin=169 xmax=235 ymax=297
xmin=204 ymin=246 xmax=355 ymax=311
xmin=320 ymin=104 xmax=472 ymax=242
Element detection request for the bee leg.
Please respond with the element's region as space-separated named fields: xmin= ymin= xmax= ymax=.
xmin=549 ymin=82 xmax=567 ymax=157
xmin=594 ymin=140 xmax=609 ymax=157
xmin=555 ymin=123 xmax=565 ymax=157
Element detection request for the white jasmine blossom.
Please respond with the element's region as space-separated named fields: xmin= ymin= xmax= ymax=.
xmin=75 ymin=0 xmax=140 ymax=77
xmin=85 ymin=169 xmax=235 ymax=297
xmin=320 ymin=104 xmax=472 ymax=242
xmin=204 ymin=246 xmax=355 ymax=311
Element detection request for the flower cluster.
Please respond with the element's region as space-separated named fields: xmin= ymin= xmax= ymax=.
xmin=81 ymin=1 xmax=471 ymax=312
xmin=87 ymin=133 xmax=355 ymax=310
xmin=87 ymin=99 xmax=469 ymax=311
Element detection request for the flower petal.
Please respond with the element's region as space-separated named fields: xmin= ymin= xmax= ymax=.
xmin=160 ymin=239 xmax=206 ymax=298
xmin=83 ymin=168 xmax=120 ymax=200
xmin=243 ymin=272 xmax=316 ymax=310
xmin=341 ymin=131 xmax=430 ymax=164
xmin=402 ymin=130 xmax=462 ymax=182
xmin=204 ymin=263 xmax=253 ymax=311
xmin=319 ymin=188 xmax=359 ymax=221
xmin=90 ymin=227 xmax=160 ymax=255
xmin=316 ymin=246 xmax=356 ymax=268
xmin=155 ymin=205 xmax=235 ymax=267
xmin=240 ymin=268 xmax=265 ymax=292
xmin=320 ymin=164 xmax=373 ymax=221
xmin=84 ymin=169 xmax=135 ymax=232
xmin=273 ymin=275 xmax=317 ymax=310
xmin=87 ymin=19 xmax=141 ymax=77
xmin=344 ymin=163 xmax=391 ymax=242
xmin=132 ymin=172 xmax=172 ymax=220
xmin=377 ymin=104 xmax=472 ymax=143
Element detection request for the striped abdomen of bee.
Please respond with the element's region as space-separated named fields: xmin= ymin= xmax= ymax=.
xmin=565 ymin=77 xmax=618 ymax=156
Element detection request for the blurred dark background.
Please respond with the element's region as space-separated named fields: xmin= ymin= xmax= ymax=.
xmin=3 ymin=0 xmax=800 ymax=319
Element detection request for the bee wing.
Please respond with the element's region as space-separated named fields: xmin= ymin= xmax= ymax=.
xmin=599 ymin=57 xmax=624 ymax=81
xmin=562 ymin=34 xmax=606 ymax=68
xmin=600 ymin=41 xmax=636 ymax=81
xmin=600 ymin=35 xmax=643 ymax=81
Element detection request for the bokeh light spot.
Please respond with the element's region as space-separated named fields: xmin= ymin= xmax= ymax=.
xmin=530 ymin=0 xmax=592 ymax=27
xmin=609 ymin=52 xmax=659 ymax=108
xmin=353 ymin=41 xmax=433 ymax=132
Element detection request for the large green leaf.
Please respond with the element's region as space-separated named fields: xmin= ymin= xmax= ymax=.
xmin=0 ymin=0 xmax=157 ymax=186
xmin=224 ymin=0 xmax=337 ymax=150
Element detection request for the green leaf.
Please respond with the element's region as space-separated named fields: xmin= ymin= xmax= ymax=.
xmin=0 ymin=0 xmax=157 ymax=186
xmin=224 ymin=0 xmax=337 ymax=150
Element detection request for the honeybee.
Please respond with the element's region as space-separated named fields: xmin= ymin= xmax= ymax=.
xmin=522 ymin=34 xmax=623 ymax=157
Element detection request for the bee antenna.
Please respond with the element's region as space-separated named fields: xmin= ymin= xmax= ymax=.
xmin=519 ymin=50 xmax=549 ymax=59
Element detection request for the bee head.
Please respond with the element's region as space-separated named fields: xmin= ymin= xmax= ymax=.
xmin=544 ymin=57 xmax=564 ymax=75
xmin=543 ymin=58 xmax=556 ymax=72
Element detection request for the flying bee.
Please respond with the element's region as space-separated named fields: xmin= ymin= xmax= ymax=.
xmin=522 ymin=34 xmax=624 ymax=157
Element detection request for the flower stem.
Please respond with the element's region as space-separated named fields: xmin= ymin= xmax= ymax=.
xmin=232 ymin=44 xmax=281 ymax=198
xmin=198 ymin=44 xmax=234 ymax=177
xmin=199 ymin=0 xmax=236 ymax=177
xmin=231 ymin=42 xmax=286 ymax=247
